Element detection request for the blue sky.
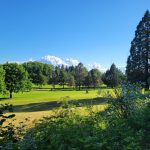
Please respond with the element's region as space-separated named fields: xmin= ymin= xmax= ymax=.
xmin=0 ymin=0 xmax=150 ymax=69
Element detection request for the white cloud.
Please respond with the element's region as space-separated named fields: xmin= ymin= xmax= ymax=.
xmin=118 ymin=66 xmax=126 ymax=73
xmin=65 ymin=58 xmax=80 ymax=66
xmin=40 ymin=55 xmax=79 ymax=67
xmin=87 ymin=62 xmax=107 ymax=72
xmin=41 ymin=55 xmax=67 ymax=66
xmin=7 ymin=58 xmax=34 ymax=64
xmin=28 ymin=58 xmax=34 ymax=62
xmin=87 ymin=64 xmax=126 ymax=73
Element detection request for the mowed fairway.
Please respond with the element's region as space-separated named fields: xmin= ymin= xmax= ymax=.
xmin=1 ymin=90 xmax=102 ymax=108
xmin=0 ymin=89 xmax=108 ymax=125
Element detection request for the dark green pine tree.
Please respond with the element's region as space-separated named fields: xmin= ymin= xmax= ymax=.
xmin=59 ymin=65 xmax=67 ymax=89
xmin=126 ymin=10 xmax=150 ymax=89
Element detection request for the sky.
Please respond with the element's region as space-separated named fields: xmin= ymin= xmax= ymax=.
xmin=0 ymin=0 xmax=150 ymax=69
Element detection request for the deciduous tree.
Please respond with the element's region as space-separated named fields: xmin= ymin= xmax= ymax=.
xmin=3 ymin=63 xmax=27 ymax=98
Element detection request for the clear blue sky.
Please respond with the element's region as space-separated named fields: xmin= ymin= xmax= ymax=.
xmin=0 ymin=0 xmax=150 ymax=68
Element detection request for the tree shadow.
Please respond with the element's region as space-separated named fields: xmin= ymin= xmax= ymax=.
xmin=32 ymin=86 xmax=110 ymax=92
xmin=13 ymin=97 xmax=111 ymax=112
xmin=0 ymin=97 xmax=9 ymax=101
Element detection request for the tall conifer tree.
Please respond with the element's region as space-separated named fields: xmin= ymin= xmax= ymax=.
xmin=126 ymin=10 xmax=150 ymax=89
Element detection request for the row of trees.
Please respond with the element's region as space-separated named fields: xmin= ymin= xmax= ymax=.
xmin=0 ymin=62 xmax=125 ymax=98
xmin=22 ymin=62 xmax=103 ymax=90
xmin=23 ymin=62 xmax=125 ymax=89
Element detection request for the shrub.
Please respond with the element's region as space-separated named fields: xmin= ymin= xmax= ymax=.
xmin=5 ymin=83 xmax=150 ymax=149
xmin=20 ymin=103 xmax=104 ymax=150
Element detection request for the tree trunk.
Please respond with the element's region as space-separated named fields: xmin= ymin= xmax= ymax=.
xmin=145 ymin=80 xmax=149 ymax=91
xmin=145 ymin=33 xmax=149 ymax=91
xmin=78 ymin=81 xmax=81 ymax=91
xmin=79 ymin=85 xmax=81 ymax=91
xmin=10 ymin=92 xmax=12 ymax=99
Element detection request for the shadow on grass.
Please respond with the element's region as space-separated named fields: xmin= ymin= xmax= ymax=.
xmin=0 ymin=97 xmax=9 ymax=101
xmin=33 ymin=86 xmax=110 ymax=92
xmin=13 ymin=97 xmax=110 ymax=112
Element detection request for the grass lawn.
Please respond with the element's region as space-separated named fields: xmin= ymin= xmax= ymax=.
xmin=1 ymin=90 xmax=97 ymax=106
xmin=0 ymin=88 xmax=111 ymax=126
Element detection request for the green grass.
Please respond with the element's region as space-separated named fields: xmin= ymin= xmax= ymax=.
xmin=1 ymin=90 xmax=98 ymax=105
xmin=0 ymin=89 xmax=110 ymax=112
xmin=0 ymin=88 xmax=111 ymax=125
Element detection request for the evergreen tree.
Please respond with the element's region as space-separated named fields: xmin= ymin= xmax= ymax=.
xmin=59 ymin=65 xmax=67 ymax=88
xmin=84 ymin=72 xmax=92 ymax=88
xmin=0 ymin=66 xmax=6 ymax=95
xmin=90 ymin=69 xmax=102 ymax=88
xmin=51 ymin=67 xmax=60 ymax=89
xmin=126 ymin=10 xmax=150 ymax=89
xmin=102 ymin=63 xmax=122 ymax=88
xmin=67 ymin=74 xmax=75 ymax=88
xmin=75 ymin=63 xmax=88 ymax=90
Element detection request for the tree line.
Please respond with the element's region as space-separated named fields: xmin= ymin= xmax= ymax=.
xmin=0 ymin=61 xmax=125 ymax=98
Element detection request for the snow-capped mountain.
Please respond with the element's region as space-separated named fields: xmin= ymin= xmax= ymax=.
xmin=40 ymin=55 xmax=79 ymax=66
xmin=8 ymin=55 xmax=125 ymax=73
xmin=39 ymin=55 xmax=107 ymax=72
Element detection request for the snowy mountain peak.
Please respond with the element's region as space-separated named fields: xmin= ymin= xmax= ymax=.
xmin=40 ymin=55 xmax=79 ymax=67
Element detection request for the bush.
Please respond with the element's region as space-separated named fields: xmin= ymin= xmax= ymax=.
xmin=3 ymin=83 xmax=150 ymax=149
xmin=0 ymin=104 xmax=29 ymax=150
xmin=19 ymin=103 xmax=104 ymax=150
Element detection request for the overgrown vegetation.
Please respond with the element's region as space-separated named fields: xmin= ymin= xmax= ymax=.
xmin=1 ymin=83 xmax=150 ymax=149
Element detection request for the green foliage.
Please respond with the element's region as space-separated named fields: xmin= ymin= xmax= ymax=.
xmin=23 ymin=62 xmax=53 ymax=86
xmin=102 ymin=63 xmax=125 ymax=88
xmin=0 ymin=104 xmax=16 ymax=148
xmin=75 ymin=63 xmax=88 ymax=90
xmin=6 ymin=61 xmax=126 ymax=91
xmin=0 ymin=65 xmax=6 ymax=95
xmin=2 ymin=61 xmax=150 ymax=149
xmin=19 ymin=103 xmax=103 ymax=150
xmin=147 ymin=77 xmax=150 ymax=87
xmin=103 ymin=82 xmax=150 ymax=150
xmin=0 ymin=104 xmax=14 ymax=126
xmin=0 ymin=104 xmax=29 ymax=149
xmin=85 ymin=69 xmax=102 ymax=88
xmin=16 ymin=83 xmax=150 ymax=150
xmin=126 ymin=10 xmax=150 ymax=89
xmin=59 ymin=65 xmax=68 ymax=88
xmin=22 ymin=79 xmax=32 ymax=92
xmin=3 ymin=63 xmax=28 ymax=98
xmin=67 ymin=74 xmax=75 ymax=87
xmin=107 ymin=82 xmax=143 ymax=120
